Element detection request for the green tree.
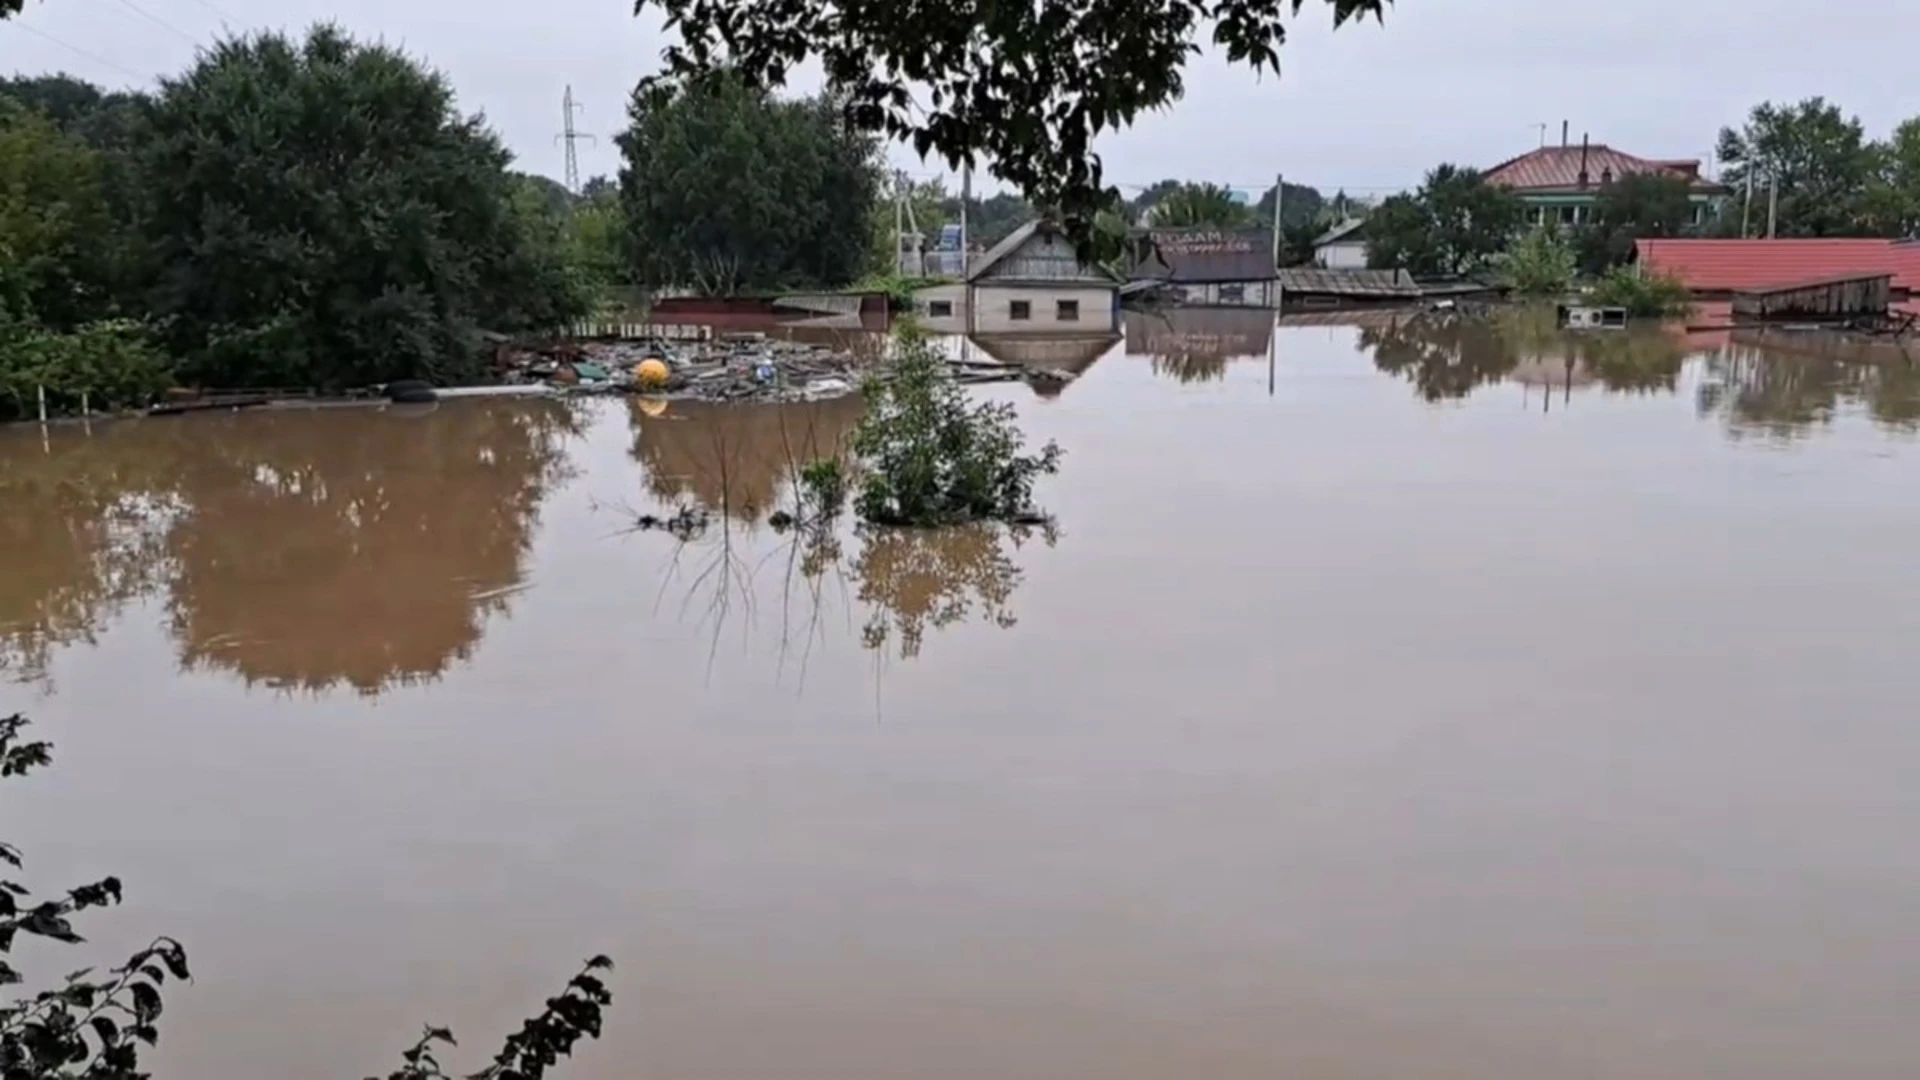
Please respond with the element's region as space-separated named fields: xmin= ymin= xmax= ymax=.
xmin=1499 ymin=226 xmax=1576 ymax=295
xmin=0 ymin=102 xmax=122 ymax=330
xmin=945 ymin=192 xmax=1034 ymax=246
xmin=1366 ymin=166 xmax=1521 ymax=277
xmin=1860 ymin=117 xmax=1920 ymax=238
xmin=638 ymin=0 xmax=1388 ymax=245
xmin=1253 ymin=179 xmax=1325 ymax=229
xmin=138 ymin=25 xmax=585 ymax=390
xmin=1716 ymin=97 xmax=1878 ymax=237
xmin=1580 ymin=171 xmax=1695 ymax=271
xmin=1364 ymin=193 xmax=1437 ymax=275
xmin=1128 ymin=179 xmax=1186 ymax=222
xmin=618 ymin=73 xmax=881 ymax=294
xmin=1148 ymin=182 xmax=1257 ymax=228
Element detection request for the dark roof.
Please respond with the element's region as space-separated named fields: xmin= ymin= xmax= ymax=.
xmin=1138 ymin=228 xmax=1277 ymax=283
xmin=1635 ymin=239 xmax=1920 ymax=292
xmin=1485 ymin=145 xmax=1728 ymax=195
xmin=1277 ymin=267 xmax=1420 ymax=298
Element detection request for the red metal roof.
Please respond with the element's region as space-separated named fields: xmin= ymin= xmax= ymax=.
xmin=1634 ymin=239 xmax=1920 ymax=293
xmin=1485 ymin=145 xmax=1724 ymax=193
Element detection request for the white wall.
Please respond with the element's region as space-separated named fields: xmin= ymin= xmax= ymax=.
xmin=970 ymin=285 xmax=1117 ymax=334
xmin=913 ymin=283 xmax=969 ymax=336
xmin=1316 ymin=242 xmax=1369 ymax=269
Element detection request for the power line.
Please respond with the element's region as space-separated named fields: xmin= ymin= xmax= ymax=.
xmin=5 ymin=19 xmax=148 ymax=81
xmin=107 ymin=0 xmax=199 ymax=46
xmin=172 ymin=0 xmax=240 ymax=29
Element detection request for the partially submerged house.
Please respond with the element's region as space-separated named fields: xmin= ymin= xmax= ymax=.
xmin=915 ymin=220 xmax=1119 ymax=334
xmin=1275 ymin=267 xmax=1422 ymax=309
xmin=1130 ymin=228 xmax=1281 ymax=307
xmin=1486 ymin=142 xmax=1729 ymax=229
xmin=1634 ymin=239 xmax=1920 ymax=300
xmin=1311 ymin=219 xmax=1370 ymax=269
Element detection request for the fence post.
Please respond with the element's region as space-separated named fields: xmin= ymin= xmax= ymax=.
xmin=37 ymin=384 xmax=47 ymax=424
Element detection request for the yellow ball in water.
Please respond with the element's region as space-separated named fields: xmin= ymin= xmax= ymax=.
xmin=635 ymin=358 xmax=671 ymax=388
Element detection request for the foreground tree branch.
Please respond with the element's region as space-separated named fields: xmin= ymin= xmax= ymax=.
xmin=635 ymin=0 xmax=1389 ymax=247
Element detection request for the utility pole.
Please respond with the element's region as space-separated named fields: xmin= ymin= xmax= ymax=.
xmin=1767 ymin=169 xmax=1780 ymax=239
xmin=959 ymin=163 xmax=971 ymax=275
xmin=1270 ymin=172 xmax=1284 ymax=270
xmin=1742 ymin=167 xmax=1754 ymax=238
xmin=555 ymin=86 xmax=594 ymax=196
xmin=893 ymin=169 xmax=908 ymax=275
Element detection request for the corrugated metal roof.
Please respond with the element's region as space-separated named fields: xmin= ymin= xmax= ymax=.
xmin=1635 ymin=239 xmax=1920 ymax=293
xmin=1485 ymin=145 xmax=1726 ymax=194
xmin=1141 ymin=228 xmax=1277 ymax=283
xmin=1313 ymin=218 xmax=1367 ymax=247
xmin=1276 ymin=267 xmax=1420 ymax=298
xmin=967 ymin=220 xmax=1042 ymax=281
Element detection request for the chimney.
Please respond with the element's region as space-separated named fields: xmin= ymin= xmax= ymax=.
xmin=1601 ymin=166 xmax=1613 ymax=186
xmin=1561 ymin=120 xmax=1569 ymax=148
xmin=1577 ymin=133 xmax=1590 ymax=187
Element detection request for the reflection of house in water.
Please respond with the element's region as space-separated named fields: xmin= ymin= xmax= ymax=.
xmin=966 ymin=333 xmax=1119 ymax=398
xmin=629 ymin=395 xmax=868 ymax=519
xmin=1125 ymin=307 xmax=1274 ymax=383
xmin=1701 ymin=328 xmax=1920 ymax=438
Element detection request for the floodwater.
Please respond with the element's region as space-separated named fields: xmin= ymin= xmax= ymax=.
xmin=4 ymin=308 xmax=1920 ymax=1080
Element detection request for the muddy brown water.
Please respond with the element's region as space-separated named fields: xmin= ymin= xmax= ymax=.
xmin=4 ymin=310 xmax=1920 ymax=1079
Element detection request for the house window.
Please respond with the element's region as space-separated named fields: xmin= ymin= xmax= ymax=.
xmin=1559 ymin=205 xmax=1578 ymax=225
xmin=1219 ymin=284 xmax=1245 ymax=303
xmin=927 ymin=300 xmax=954 ymax=317
xmin=1009 ymin=299 xmax=1031 ymax=321
xmin=1056 ymin=299 xmax=1079 ymax=321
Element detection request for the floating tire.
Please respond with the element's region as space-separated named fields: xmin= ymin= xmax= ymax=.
xmin=386 ymin=379 xmax=437 ymax=404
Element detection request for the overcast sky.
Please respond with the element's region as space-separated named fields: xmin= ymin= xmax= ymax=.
xmin=4 ymin=0 xmax=1914 ymax=198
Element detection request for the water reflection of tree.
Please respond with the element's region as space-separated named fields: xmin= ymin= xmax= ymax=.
xmin=1360 ymin=310 xmax=1517 ymax=401
xmin=1 ymin=403 xmax=578 ymax=694
xmin=1149 ymin=352 xmax=1228 ymax=384
xmin=627 ymin=396 xmax=865 ymax=521
xmin=161 ymin=402 xmax=580 ymax=694
xmin=661 ymin=511 xmax=1053 ymax=673
xmin=850 ymin=523 xmax=1051 ymax=658
xmin=1360 ymin=305 xmax=1689 ymax=400
xmin=1699 ymin=333 xmax=1920 ymax=439
xmin=0 ymin=435 xmax=178 ymax=686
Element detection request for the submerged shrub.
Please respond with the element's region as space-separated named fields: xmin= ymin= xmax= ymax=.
xmin=1499 ymin=226 xmax=1577 ymax=296
xmin=1590 ymin=266 xmax=1692 ymax=317
xmin=842 ymin=332 xmax=1060 ymax=526
xmin=0 ymin=318 xmax=172 ymax=420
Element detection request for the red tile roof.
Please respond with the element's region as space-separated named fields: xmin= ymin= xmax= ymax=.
xmin=1485 ymin=145 xmax=1725 ymax=194
xmin=1635 ymin=239 xmax=1920 ymax=293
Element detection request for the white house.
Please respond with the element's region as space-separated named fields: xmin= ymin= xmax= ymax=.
xmin=1312 ymin=219 xmax=1370 ymax=270
xmin=963 ymin=221 xmax=1119 ymax=334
